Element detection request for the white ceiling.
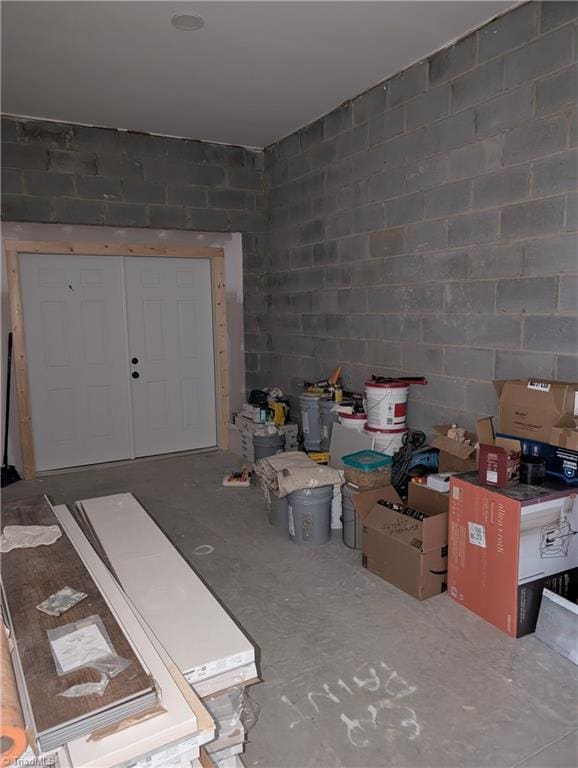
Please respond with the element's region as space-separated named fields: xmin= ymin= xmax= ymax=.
xmin=2 ymin=1 xmax=516 ymax=149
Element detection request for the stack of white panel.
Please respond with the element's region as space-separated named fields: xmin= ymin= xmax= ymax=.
xmin=52 ymin=503 xmax=216 ymax=768
xmin=74 ymin=493 xmax=260 ymax=766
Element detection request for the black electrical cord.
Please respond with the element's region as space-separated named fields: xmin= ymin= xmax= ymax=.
xmin=391 ymin=429 xmax=427 ymax=498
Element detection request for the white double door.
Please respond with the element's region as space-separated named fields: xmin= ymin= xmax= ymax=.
xmin=20 ymin=253 xmax=217 ymax=471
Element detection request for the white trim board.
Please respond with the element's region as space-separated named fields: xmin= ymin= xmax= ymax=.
xmin=53 ymin=504 xmax=214 ymax=768
xmin=76 ymin=494 xmax=258 ymax=695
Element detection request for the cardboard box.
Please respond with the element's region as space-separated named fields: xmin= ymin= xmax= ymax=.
xmin=479 ymin=441 xmax=521 ymax=487
xmin=498 ymin=432 xmax=578 ymax=486
xmin=477 ymin=417 xmax=521 ymax=487
xmin=448 ymin=473 xmax=578 ymax=637
xmin=354 ymin=485 xmax=448 ymax=601
xmin=551 ymin=415 xmax=578 ymax=452
xmin=495 ymin=379 xmax=578 ymax=446
xmin=408 ymin=482 xmax=449 ymax=517
xmin=432 ymin=424 xmax=478 ymax=473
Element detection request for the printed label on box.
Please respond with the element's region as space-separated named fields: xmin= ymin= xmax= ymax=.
xmin=452 ymin=486 xmax=461 ymax=500
xmin=486 ymin=470 xmax=498 ymax=484
xmin=527 ymin=381 xmax=551 ymax=392
xmin=468 ymin=522 xmax=486 ymax=548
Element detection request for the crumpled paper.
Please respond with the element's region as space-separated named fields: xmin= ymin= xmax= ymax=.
xmin=0 ymin=524 xmax=62 ymax=553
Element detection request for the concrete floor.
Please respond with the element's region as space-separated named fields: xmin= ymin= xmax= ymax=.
xmin=5 ymin=451 xmax=578 ymax=768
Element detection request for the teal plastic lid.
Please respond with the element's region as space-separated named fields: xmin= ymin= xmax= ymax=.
xmin=342 ymin=450 xmax=392 ymax=472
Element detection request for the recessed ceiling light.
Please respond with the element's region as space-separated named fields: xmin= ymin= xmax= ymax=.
xmin=171 ymin=13 xmax=204 ymax=31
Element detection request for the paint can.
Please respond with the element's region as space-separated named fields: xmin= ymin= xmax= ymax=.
xmin=253 ymin=433 xmax=285 ymax=461
xmin=339 ymin=412 xmax=367 ymax=432
xmin=287 ymin=485 xmax=333 ymax=545
xmin=341 ymin=483 xmax=362 ymax=550
xmin=365 ymin=426 xmax=408 ymax=456
xmin=268 ymin=495 xmax=289 ymax=528
xmin=365 ymin=379 xmax=409 ymax=429
xmin=300 ymin=393 xmax=322 ymax=450
xmin=319 ymin=398 xmax=339 ymax=450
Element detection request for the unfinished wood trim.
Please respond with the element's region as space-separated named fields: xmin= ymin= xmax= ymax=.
xmin=202 ymin=676 xmax=261 ymax=699
xmin=5 ymin=240 xmax=229 ymax=478
xmin=165 ymin=658 xmax=215 ymax=735
xmin=199 ymin=747 xmax=217 ymax=768
xmin=5 ymin=240 xmax=225 ymax=260
xmin=5 ymin=248 xmax=36 ymax=479
xmin=212 ymin=256 xmax=230 ymax=450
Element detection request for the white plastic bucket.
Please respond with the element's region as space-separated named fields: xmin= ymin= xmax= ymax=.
xmin=339 ymin=412 xmax=367 ymax=432
xmin=365 ymin=380 xmax=409 ymax=429
xmin=365 ymin=426 xmax=407 ymax=456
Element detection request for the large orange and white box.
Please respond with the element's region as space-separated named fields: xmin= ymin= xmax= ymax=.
xmin=448 ymin=473 xmax=578 ymax=637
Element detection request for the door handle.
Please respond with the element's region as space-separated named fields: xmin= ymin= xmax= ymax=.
xmin=132 ymin=371 xmax=140 ymax=379
xmin=131 ymin=357 xmax=139 ymax=365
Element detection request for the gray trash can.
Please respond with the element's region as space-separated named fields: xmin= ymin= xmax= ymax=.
xmin=300 ymin=393 xmax=322 ymax=451
xmin=253 ymin=432 xmax=285 ymax=461
xmin=319 ymin=398 xmax=339 ymax=451
xmin=287 ymin=485 xmax=333 ymax=545
xmin=342 ymin=484 xmax=362 ymax=549
xmin=268 ymin=495 xmax=289 ymax=528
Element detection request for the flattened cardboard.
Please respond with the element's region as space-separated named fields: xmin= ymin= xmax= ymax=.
xmin=495 ymin=379 xmax=578 ymax=444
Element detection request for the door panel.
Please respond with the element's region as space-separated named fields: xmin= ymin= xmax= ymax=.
xmin=20 ymin=253 xmax=132 ymax=470
xmin=124 ymin=257 xmax=216 ymax=457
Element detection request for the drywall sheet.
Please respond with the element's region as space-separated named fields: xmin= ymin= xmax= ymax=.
xmin=77 ymin=494 xmax=257 ymax=691
xmin=53 ymin=504 xmax=214 ymax=768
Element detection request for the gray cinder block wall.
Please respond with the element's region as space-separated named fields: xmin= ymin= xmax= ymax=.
xmin=1 ymin=1 xmax=577 ymax=433
xmin=0 ymin=119 xmax=266 ymax=363
xmin=260 ymin=1 xmax=578 ymax=431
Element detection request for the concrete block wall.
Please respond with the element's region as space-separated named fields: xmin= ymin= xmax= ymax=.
xmin=0 ymin=118 xmax=267 ymax=369
xmin=260 ymin=1 xmax=578 ymax=431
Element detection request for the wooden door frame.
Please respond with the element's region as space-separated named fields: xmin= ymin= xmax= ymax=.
xmin=5 ymin=239 xmax=230 ymax=479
